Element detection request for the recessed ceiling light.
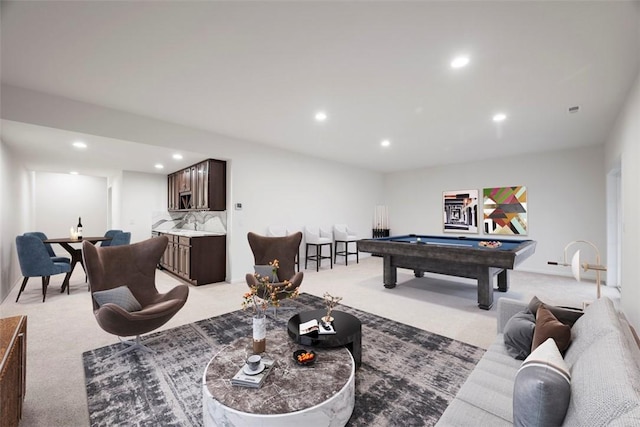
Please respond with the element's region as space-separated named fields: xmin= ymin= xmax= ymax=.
xmin=315 ymin=111 xmax=327 ymax=122
xmin=69 ymin=171 xmax=79 ymax=175
xmin=451 ymin=56 xmax=470 ymax=69
xmin=381 ymin=139 xmax=391 ymax=147
xmin=492 ymin=113 xmax=507 ymax=122
xmin=172 ymin=154 xmax=183 ymax=160
xmin=72 ymin=141 xmax=87 ymax=149
xmin=154 ymin=164 xmax=164 ymax=169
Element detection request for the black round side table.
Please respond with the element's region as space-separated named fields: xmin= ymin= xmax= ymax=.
xmin=287 ymin=309 xmax=362 ymax=368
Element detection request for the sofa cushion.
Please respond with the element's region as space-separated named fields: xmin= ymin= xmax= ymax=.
xmin=513 ymin=338 xmax=571 ymax=427
xmin=436 ymin=398 xmax=512 ymax=426
xmin=452 ymin=339 xmax=521 ymax=422
xmin=503 ymin=310 xmax=536 ymax=360
xmin=532 ymin=305 xmax=571 ymax=352
xmin=528 ymin=296 xmax=583 ymax=326
xmin=609 ymin=407 xmax=640 ymax=426
xmin=564 ymin=296 xmax=621 ymax=367
xmin=482 ymin=336 xmax=525 ymax=373
xmin=564 ymin=329 xmax=640 ymax=426
xmin=254 ymin=265 xmax=279 ymax=283
xmin=93 ymin=286 xmax=142 ymax=312
xmin=454 ymin=362 xmax=516 ymax=422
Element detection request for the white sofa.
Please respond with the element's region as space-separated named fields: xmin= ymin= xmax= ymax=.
xmin=436 ymin=296 xmax=640 ymax=426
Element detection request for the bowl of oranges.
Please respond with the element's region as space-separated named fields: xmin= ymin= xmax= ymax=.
xmin=293 ymin=349 xmax=316 ymax=366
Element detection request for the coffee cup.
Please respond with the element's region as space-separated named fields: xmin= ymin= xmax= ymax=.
xmin=247 ymin=354 xmax=261 ymax=370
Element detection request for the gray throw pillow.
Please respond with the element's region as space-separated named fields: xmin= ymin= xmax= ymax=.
xmin=513 ymin=338 xmax=571 ymax=427
xmin=93 ymin=286 xmax=142 ymax=312
xmin=254 ymin=265 xmax=279 ymax=283
xmin=503 ymin=310 xmax=536 ymax=360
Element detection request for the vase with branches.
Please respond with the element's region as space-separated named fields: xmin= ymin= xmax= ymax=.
xmin=242 ymin=259 xmax=299 ymax=352
xmin=322 ymin=292 xmax=343 ymax=323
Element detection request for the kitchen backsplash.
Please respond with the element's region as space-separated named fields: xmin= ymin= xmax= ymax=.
xmin=152 ymin=211 xmax=227 ymax=234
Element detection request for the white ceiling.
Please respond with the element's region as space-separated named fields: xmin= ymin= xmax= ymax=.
xmin=1 ymin=1 xmax=639 ymax=175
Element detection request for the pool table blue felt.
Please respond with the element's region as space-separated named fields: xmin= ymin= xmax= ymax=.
xmin=382 ymin=234 xmax=527 ymax=251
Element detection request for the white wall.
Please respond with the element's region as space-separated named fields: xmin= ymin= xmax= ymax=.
xmin=0 ymin=140 xmax=35 ymax=302
xmin=119 ymin=171 xmax=166 ymax=242
xmin=0 ymin=139 xmax=6 ymax=299
xmin=605 ymin=70 xmax=640 ymax=332
xmin=384 ymin=145 xmax=607 ymax=278
xmin=227 ymin=150 xmax=383 ymax=281
xmin=108 ymin=171 xmax=123 ymax=230
xmin=33 ymin=172 xmax=108 ymax=247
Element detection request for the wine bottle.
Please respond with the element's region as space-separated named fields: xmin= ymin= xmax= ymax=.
xmin=77 ymin=217 xmax=83 ymax=239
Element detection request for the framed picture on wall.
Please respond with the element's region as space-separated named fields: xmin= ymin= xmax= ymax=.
xmin=443 ymin=190 xmax=479 ymax=233
xmin=483 ymin=186 xmax=528 ymax=235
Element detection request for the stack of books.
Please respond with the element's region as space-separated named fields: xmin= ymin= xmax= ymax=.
xmin=231 ymin=357 xmax=275 ymax=388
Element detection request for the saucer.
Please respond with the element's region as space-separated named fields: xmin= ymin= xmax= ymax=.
xmin=243 ymin=362 xmax=265 ymax=375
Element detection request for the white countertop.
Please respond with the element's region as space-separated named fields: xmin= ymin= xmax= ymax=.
xmin=155 ymin=230 xmax=226 ymax=237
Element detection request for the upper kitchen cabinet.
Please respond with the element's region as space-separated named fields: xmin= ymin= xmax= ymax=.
xmin=168 ymin=173 xmax=178 ymax=211
xmin=168 ymin=159 xmax=226 ymax=212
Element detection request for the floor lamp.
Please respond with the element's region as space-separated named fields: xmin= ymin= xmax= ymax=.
xmin=548 ymin=240 xmax=607 ymax=300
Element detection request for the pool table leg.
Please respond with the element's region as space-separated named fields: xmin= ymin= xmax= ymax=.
xmin=383 ymin=256 xmax=397 ymax=288
xmin=477 ymin=268 xmax=493 ymax=310
xmin=497 ymin=269 xmax=510 ymax=292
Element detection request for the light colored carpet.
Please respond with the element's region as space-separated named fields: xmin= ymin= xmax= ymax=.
xmin=0 ymin=255 xmax=619 ymax=426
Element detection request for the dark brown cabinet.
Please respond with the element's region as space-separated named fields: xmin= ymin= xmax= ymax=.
xmin=181 ymin=167 xmax=192 ymax=192
xmin=158 ymin=233 xmax=225 ymax=286
xmin=167 ymin=173 xmax=178 ymax=211
xmin=177 ymin=236 xmax=191 ymax=278
xmin=0 ymin=316 xmax=27 ymax=427
xmin=168 ymin=159 xmax=226 ymax=211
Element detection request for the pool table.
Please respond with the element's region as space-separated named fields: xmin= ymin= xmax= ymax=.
xmin=357 ymin=234 xmax=536 ymax=309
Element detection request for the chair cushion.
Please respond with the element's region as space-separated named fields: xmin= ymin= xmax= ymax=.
xmin=513 ymin=338 xmax=571 ymax=427
xmin=532 ymin=305 xmax=571 ymax=352
xmin=93 ymin=286 xmax=142 ymax=312
xmin=503 ymin=310 xmax=536 ymax=360
xmin=52 ymin=261 xmax=72 ymax=274
xmin=254 ymin=265 xmax=279 ymax=283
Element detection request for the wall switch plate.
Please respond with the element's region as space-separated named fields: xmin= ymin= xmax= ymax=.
xmin=235 ymin=203 xmax=242 ymax=210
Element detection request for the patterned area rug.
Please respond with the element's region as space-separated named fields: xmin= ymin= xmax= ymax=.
xmin=83 ymin=293 xmax=484 ymax=426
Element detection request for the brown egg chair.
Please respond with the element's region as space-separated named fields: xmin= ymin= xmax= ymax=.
xmin=245 ymin=231 xmax=304 ymax=315
xmin=83 ymin=236 xmax=189 ymax=358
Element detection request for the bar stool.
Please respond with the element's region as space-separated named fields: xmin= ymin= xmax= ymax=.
xmin=267 ymin=225 xmax=300 ymax=272
xmin=333 ymin=224 xmax=359 ymax=265
xmin=304 ymin=227 xmax=333 ymax=272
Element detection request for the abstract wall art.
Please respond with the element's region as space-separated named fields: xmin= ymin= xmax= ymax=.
xmin=443 ymin=189 xmax=478 ymax=233
xmin=483 ymin=186 xmax=528 ymax=235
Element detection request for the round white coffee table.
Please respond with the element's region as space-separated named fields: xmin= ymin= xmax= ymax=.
xmin=202 ymin=330 xmax=355 ymax=427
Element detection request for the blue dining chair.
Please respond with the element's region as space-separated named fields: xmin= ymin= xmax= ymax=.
xmin=110 ymin=231 xmax=131 ymax=246
xmin=24 ymin=231 xmax=71 ymax=264
xmin=15 ymin=234 xmax=73 ymax=302
xmin=100 ymin=229 xmax=123 ymax=247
